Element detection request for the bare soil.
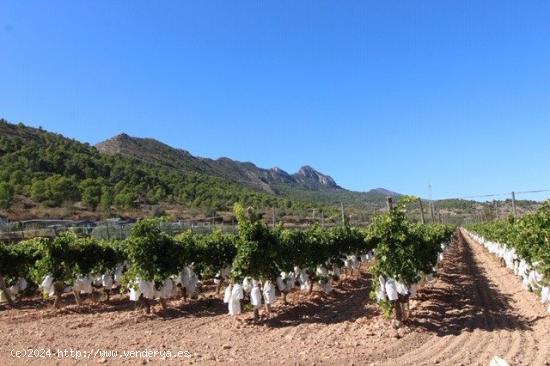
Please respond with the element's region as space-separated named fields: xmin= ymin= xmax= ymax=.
xmin=0 ymin=230 xmax=548 ymax=365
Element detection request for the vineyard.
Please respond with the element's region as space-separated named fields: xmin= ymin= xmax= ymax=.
xmin=0 ymin=198 xmax=453 ymax=318
xmin=1 ymin=200 xmax=549 ymax=365
xmin=464 ymin=200 xmax=550 ymax=310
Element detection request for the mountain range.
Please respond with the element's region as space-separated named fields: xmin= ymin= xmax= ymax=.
xmin=95 ymin=133 xmax=400 ymax=207
xmin=0 ymin=119 xmax=539 ymax=224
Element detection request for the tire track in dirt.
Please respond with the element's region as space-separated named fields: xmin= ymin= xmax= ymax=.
xmin=381 ymin=230 xmax=549 ymax=366
xmin=463 ymin=231 xmax=549 ymax=365
xmin=451 ymin=231 xmax=547 ymax=365
xmin=381 ymin=233 xmax=490 ymax=365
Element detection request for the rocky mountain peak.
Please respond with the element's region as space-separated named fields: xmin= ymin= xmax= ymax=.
xmin=294 ymin=165 xmax=339 ymax=189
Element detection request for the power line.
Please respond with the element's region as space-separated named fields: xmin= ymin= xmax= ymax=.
xmin=440 ymin=189 xmax=550 ymax=201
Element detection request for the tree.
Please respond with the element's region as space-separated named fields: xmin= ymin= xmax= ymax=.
xmin=114 ymin=189 xmax=137 ymax=209
xmin=0 ymin=182 xmax=14 ymax=209
xmin=44 ymin=175 xmax=80 ymax=205
xmin=0 ymin=118 xmax=321 ymax=215
xmin=79 ymin=178 xmax=102 ymax=209
xmin=30 ymin=179 xmax=48 ymax=202
xmin=99 ymin=186 xmax=114 ymax=213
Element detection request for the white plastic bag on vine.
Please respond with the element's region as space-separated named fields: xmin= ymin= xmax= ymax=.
xmin=332 ymin=265 xmax=341 ymax=278
xmin=276 ymin=275 xmax=285 ymax=292
xmin=367 ymin=250 xmax=374 ymax=260
xmin=375 ymin=287 xmax=386 ymax=302
xmin=128 ymin=282 xmax=141 ymax=301
xmin=102 ymin=274 xmax=114 ymax=290
xmin=396 ymin=281 xmax=408 ymax=296
xmin=242 ymin=277 xmax=252 ymax=294
xmin=297 ymin=271 xmax=311 ymax=292
xmin=93 ymin=276 xmax=102 ymax=287
xmin=8 ymin=278 xmax=27 ymax=296
xmin=114 ymin=264 xmax=124 ymax=285
xmin=316 ymin=266 xmax=328 ymax=277
xmin=159 ymin=278 xmax=174 ymax=299
xmin=250 ymin=281 xmax=262 ymax=308
xmin=17 ymin=278 xmax=27 ymax=292
xmin=528 ymin=271 xmax=543 ymax=289
xmin=41 ymin=274 xmax=55 ymax=297
xmin=171 ymin=277 xmax=179 ymax=298
xmin=228 ymin=283 xmax=243 ymax=315
xmin=285 ymin=272 xmax=296 ymax=291
xmin=74 ymin=275 xmax=93 ymax=294
xmin=541 ymin=286 xmax=550 ymax=304
xmin=181 ymin=266 xmax=198 ymax=296
xmin=138 ymin=279 xmax=155 ymax=299
xmin=385 ymin=279 xmax=399 ymax=301
xmin=300 ymin=280 xmax=312 ymax=293
xmin=263 ymin=281 xmax=276 ymax=305
xmin=378 ymin=275 xmax=386 ymax=289
xmin=343 ymin=259 xmax=351 ymax=269
xmin=223 ymin=284 xmax=232 ymax=304
xmin=8 ymin=284 xmax=19 ymax=297
xmin=319 ymin=277 xmax=332 ymax=293
xmin=298 ymin=270 xmax=309 ymax=284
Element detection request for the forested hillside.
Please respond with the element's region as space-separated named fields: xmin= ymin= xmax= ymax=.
xmin=0 ymin=119 xmax=541 ymax=223
xmin=0 ymin=120 xmax=323 ymax=219
xmin=95 ymin=133 xmax=398 ymax=206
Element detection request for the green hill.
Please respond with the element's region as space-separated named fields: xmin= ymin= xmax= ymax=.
xmin=1 ymin=118 xmax=539 ymax=224
xmin=0 ymin=119 xmax=328 ymax=220
xmin=95 ymin=132 xmax=400 ymax=207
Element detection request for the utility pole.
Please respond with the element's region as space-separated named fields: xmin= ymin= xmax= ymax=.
xmin=272 ymin=207 xmax=276 ymax=228
xmin=511 ymin=192 xmax=517 ymax=218
xmin=340 ymin=202 xmax=345 ymax=225
xmin=418 ymin=198 xmax=425 ymax=224
xmin=438 ymin=211 xmax=442 ymax=224
xmin=428 ymin=184 xmax=435 ymax=223
xmin=321 ymin=211 xmax=325 ymax=228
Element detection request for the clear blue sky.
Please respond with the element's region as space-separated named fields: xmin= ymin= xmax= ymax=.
xmin=1 ymin=1 xmax=549 ymax=201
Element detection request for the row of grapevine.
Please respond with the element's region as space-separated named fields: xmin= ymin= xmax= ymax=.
xmin=367 ymin=200 xmax=454 ymax=321
xmin=464 ymin=200 xmax=550 ymax=311
xmin=0 ymin=200 xmax=454 ymax=320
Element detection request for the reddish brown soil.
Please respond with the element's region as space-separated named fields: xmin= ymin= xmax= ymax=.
xmin=0 ymin=231 xmax=548 ymax=365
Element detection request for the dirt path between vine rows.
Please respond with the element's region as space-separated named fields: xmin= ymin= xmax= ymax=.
xmin=0 ymin=230 xmax=548 ymax=365
xmin=375 ymin=230 xmax=550 ymax=366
